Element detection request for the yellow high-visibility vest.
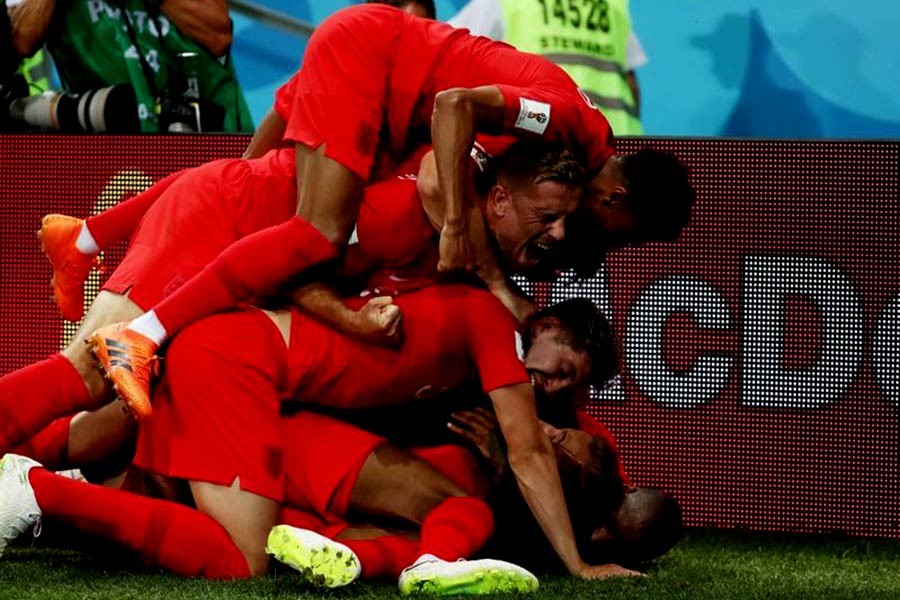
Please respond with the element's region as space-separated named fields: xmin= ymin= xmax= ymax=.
xmin=499 ymin=0 xmax=642 ymax=134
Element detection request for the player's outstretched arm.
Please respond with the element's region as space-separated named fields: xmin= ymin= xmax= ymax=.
xmin=431 ymin=86 xmax=506 ymax=273
xmin=488 ymin=383 xmax=642 ymax=580
xmin=242 ymin=109 xmax=286 ymax=159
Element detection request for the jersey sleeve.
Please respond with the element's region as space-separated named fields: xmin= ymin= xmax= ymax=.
xmin=575 ymin=410 xmax=632 ymax=485
xmin=493 ymin=83 xmax=615 ymax=170
xmin=463 ymin=291 xmax=530 ymax=393
xmin=273 ymin=70 xmax=302 ymax=122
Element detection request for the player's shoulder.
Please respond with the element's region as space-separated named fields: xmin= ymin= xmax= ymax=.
xmin=430 ymin=284 xmax=506 ymax=316
xmin=432 ymin=282 xmax=491 ymax=301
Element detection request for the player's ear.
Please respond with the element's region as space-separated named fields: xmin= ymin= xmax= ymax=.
xmin=487 ymin=184 xmax=511 ymax=217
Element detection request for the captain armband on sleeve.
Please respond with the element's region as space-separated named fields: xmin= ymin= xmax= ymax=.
xmin=470 ymin=141 xmax=492 ymax=172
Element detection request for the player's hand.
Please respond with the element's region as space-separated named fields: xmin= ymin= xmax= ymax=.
xmin=573 ymin=563 xmax=645 ymax=580
xmin=351 ymin=296 xmax=402 ymax=346
xmin=448 ymin=407 xmax=507 ymax=478
xmin=438 ymin=224 xmax=476 ymax=272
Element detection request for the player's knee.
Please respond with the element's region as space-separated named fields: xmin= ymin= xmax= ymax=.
xmin=243 ymin=551 xmax=271 ymax=577
xmin=60 ymin=344 xmax=108 ymax=400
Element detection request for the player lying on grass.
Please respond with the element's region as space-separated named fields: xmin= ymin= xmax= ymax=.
xmin=305 ymin=300 xmax=680 ymax=578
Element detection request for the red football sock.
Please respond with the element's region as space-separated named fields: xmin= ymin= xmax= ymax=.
xmin=85 ymin=169 xmax=189 ymax=249
xmin=0 ymin=355 xmax=92 ymax=453
xmin=342 ymin=535 xmax=419 ymax=580
xmin=28 ymin=468 xmax=251 ymax=579
xmin=11 ymin=416 xmax=72 ymax=470
xmin=418 ymin=497 xmax=494 ymax=561
xmin=155 ymin=216 xmax=338 ymax=335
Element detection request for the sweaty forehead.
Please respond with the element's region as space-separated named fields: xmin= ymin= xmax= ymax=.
xmin=528 ymin=181 xmax=579 ymax=210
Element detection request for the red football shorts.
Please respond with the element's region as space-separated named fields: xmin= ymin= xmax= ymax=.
xmin=103 ymin=150 xmax=296 ymax=311
xmin=280 ymin=6 xmax=403 ymax=180
xmin=134 ymin=310 xmax=386 ymax=508
xmin=133 ymin=309 xmax=289 ymax=501
xmin=282 ymin=412 xmax=386 ymax=518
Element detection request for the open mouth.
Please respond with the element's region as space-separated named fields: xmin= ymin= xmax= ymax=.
xmin=523 ymin=240 xmax=554 ymax=265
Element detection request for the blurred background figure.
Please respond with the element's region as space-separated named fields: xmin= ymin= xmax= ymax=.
xmin=4 ymin=0 xmax=253 ymax=132
xmin=449 ymin=0 xmax=645 ymax=135
xmin=367 ymin=0 xmax=436 ymax=19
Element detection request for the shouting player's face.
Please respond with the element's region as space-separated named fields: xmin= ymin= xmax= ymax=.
xmin=488 ymin=180 xmax=580 ymax=271
xmin=524 ymin=320 xmax=591 ymax=396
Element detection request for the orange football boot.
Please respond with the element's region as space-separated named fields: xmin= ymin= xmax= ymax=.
xmin=88 ymin=323 xmax=159 ymax=419
xmin=37 ymin=214 xmax=102 ymax=322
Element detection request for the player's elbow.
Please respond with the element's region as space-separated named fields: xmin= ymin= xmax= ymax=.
xmin=434 ymin=88 xmax=474 ymax=121
xmin=197 ymin=26 xmax=232 ymax=57
xmin=506 ymin=430 xmax=554 ymax=471
xmin=416 ymin=153 xmax=441 ymax=205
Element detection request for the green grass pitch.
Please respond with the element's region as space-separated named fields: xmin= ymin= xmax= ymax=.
xmin=1 ymin=529 xmax=898 ymax=600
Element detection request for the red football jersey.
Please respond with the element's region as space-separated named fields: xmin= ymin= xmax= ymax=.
xmin=286 ymin=285 xmax=528 ymax=409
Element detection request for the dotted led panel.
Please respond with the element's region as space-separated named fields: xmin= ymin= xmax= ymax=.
xmin=557 ymin=138 xmax=900 ymax=538
xmin=0 ymin=135 xmax=897 ymax=538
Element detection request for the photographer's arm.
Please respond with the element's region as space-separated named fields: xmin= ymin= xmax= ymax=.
xmin=160 ymin=0 xmax=232 ymax=57
xmin=8 ymin=0 xmax=56 ymax=57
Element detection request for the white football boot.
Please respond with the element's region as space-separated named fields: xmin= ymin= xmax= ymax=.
xmin=0 ymin=454 xmax=42 ymax=557
xmin=398 ymin=553 xmax=539 ymax=594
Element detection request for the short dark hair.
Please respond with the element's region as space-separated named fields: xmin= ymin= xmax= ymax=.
xmin=581 ymin=488 xmax=683 ymax=566
xmin=366 ymin=0 xmax=437 ymax=19
xmin=533 ymin=149 xmax=695 ymax=280
xmin=621 ymin=148 xmax=696 ymax=243
xmin=616 ymin=489 xmax=683 ymax=564
xmin=475 ymin=140 xmax=585 ymax=196
xmin=524 ymin=298 xmax=618 ymax=390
